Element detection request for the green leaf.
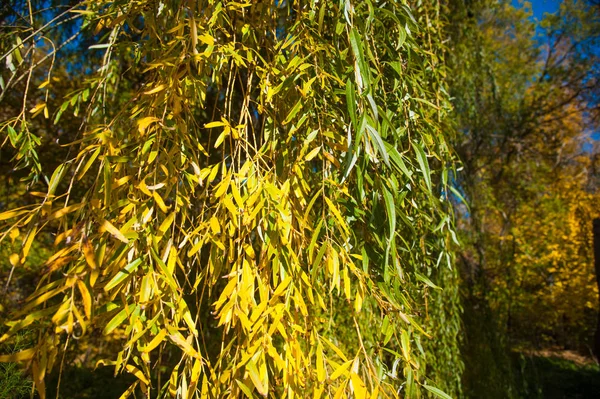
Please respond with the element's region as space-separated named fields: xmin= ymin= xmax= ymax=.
xmin=382 ymin=185 xmax=396 ymax=242
xmin=423 ymin=384 xmax=453 ymax=399
xmin=346 ymin=79 xmax=358 ymax=128
xmin=384 ymin=141 xmax=413 ymax=181
xmin=365 ymin=124 xmax=390 ymax=167
xmin=349 ymin=27 xmax=370 ymax=91
xmin=103 ymin=303 xmax=136 ymax=335
xmin=47 ymin=164 xmax=66 ymax=196
xmin=413 ymin=142 xmax=432 ymax=192
xmin=235 ymin=380 xmax=255 ymax=399
xmin=104 ymin=258 xmax=142 ymax=291
xmin=415 ymin=273 xmax=441 ymax=290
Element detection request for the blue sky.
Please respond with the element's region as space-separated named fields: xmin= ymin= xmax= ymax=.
xmin=512 ymin=0 xmax=561 ymax=22
xmin=527 ymin=0 xmax=561 ymax=19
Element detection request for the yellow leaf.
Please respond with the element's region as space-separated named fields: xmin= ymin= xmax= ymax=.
xmin=29 ymin=103 xmax=46 ymax=114
xmin=0 ymin=208 xmax=29 ymax=221
xmin=153 ymin=192 xmax=169 ymax=213
xmin=214 ymin=174 xmax=231 ymax=198
xmin=144 ymin=329 xmax=167 ymax=353
xmin=168 ymin=331 xmax=202 ymax=360
xmin=77 ymin=280 xmax=92 ymax=319
xmin=198 ymin=34 xmax=214 ymax=45
xmin=179 ymin=299 xmax=198 ymax=336
xmin=316 ymin=344 xmax=326 ymax=382
xmin=138 ymin=179 xmax=152 ymax=196
xmin=22 ymin=227 xmax=37 ymax=261
xmin=159 ymin=212 xmax=175 ymax=236
xmin=214 ymin=129 xmax=229 ymax=148
xmin=354 ymin=289 xmax=363 ymax=313
xmin=49 ymin=203 xmax=83 ymax=220
xmin=243 ymin=244 xmax=255 ymax=259
xmin=209 ymin=216 xmax=221 ymax=234
xmin=101 ymin=219 xmax=129 ymax=243
xmin=189 ymin=358 xmax=203 ymax=394
xmin=246 ymin=360 xmax=267 ymax=396
xmin=350 ymin=372 xmax=368 ymax=399
xmin=343 ymin=268 xmax=351 ymax=300
xmin=31 ymin=358 xmax=46 ymax=399
xmin=125 ymin=364 xmax=150 ymax=385
xmin=325 ymin=197 xmax=350 ymax=236
xmin=143 ymin=84 xmax=166 ymax=95
xmin=104 ymin=258 xmax=142 ymax=292
xmin=9 ymin=253 xmax=20 ymax=267
xmin=137 ymin=117 xmax=159 ymax=135
xmin=223 ymin=195 xmax=238 ymax=217
xmin=305 ymin=146 xmax=321 ymax=161
xmin=168 ymin=366 xmax=179 ymax=397
xmin=322 ymin=337 xmax=349 ymax=362
xmin=118 ymin=382 xmax=138 ymax=399
xmin=83 ymin=240 xmax=97 ymax=269
xmin=273 ymin=276 xmax=292 ymax=297
xmin=333 ymin=379 xmax=348 ymax=399
xmin=9 ymin=228 xmax=20 ymax=241
xmin=204 ymin=120 xmax=227 ymax=128
xmin=0 ymin=347 xmax=36 ymax=362
xmin=231 ymin=183 xmax=244 ymax=208
xmin=167 ymin=247 xmax=178 ymax=275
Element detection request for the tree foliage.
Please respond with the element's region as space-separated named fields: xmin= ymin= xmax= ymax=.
xmin=0 ymin=0 xmax=462 ymax=398
xmin=446 ymin=0 xmax=600 ymax=394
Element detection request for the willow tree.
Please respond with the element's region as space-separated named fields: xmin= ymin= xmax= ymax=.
xmin=0 ymin=0 xmax=461 ymax=397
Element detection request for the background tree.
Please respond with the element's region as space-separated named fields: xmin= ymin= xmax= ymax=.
xmin=446 ymin=0 xmax=600 ymax=396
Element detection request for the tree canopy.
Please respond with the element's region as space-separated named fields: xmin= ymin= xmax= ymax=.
xmin=0 ymin=0 xmax=463 ymax=398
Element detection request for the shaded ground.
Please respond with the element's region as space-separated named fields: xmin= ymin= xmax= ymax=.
xmin=516 ymin=350 xmax=600 ymax=399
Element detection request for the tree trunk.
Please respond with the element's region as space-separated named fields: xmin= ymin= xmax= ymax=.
xmin=593 ymin=219 xmax=600 ymax=361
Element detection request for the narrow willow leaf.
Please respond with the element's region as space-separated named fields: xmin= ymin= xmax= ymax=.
xmin=151 ymin=248 xmax=178 ymax=291
xmin=104 ymin=258 xmax=142 ymax=291
xmin=413 ymin=142 xmax=432 ymax=192
xmin=423 ymin=385 xmax=453 ymax=399
xmin=382 ymin=186 xmax=396 ymax=241
xmin=77 ymin=146 xmax=101 ymax=180
xmin=324 ymin=197 xmax=349 ymax=236
xmin=168 ymin=331 xmax=201 ymax=359
xmin=143 ymin=84 xmax=166 ymax=95
xmin=0 ymin=208 xmax=30 ymax=221
xmin=77 ymin=280 xmax=92 ymax=319
xmin=365 ymin=124 xmax=390 ymax=166
xmin=349 ymin=27 xmax=370 ymax=91
xmin=415 ymin=273 xmax=441 ymax=290
xmin=118 ymin=382 xmax=138 ymax=399
xmin=346 ymin=79 xmax=358 ymax=128
xmin=101 ymin=219 xmax=129 ymax=243
xmin=350 ymin=373 xmax=368 ymax=399
xmin=284 ymin=99 xmax=302 ymax=125
xmin=236 ymin=380 xmax=255 ymax=399
xmin=0 ymin=347 xmax=36 ymax=362
xmin=22 ymin=226 xmax=37 ymax=260
xmin=137 ymin=117 xmax=159 ymax=134
xmin=246 ymin=360 xmax=267 ymax=395
xmin=103 ymin=303 xmax=136 ymax=335
xmin=305 ymin=146 xmax=321 ymax=161
xmin=47 ymin=164 xmax=66 ymax=197
xmin=383 ymin=141 xmax=413 ymax=181
xmin=329 ymin=359 xmax=352 ymax=380
xmin=125 ymin=364 xmax=150 ymax=385
xmin=144 ymin=329 xmax=167 ymax=352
